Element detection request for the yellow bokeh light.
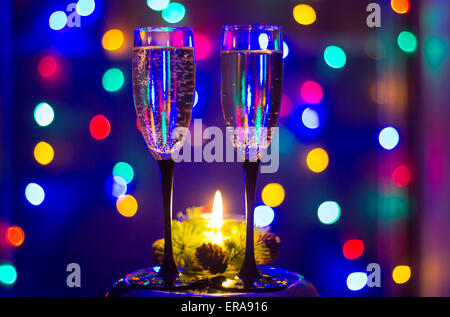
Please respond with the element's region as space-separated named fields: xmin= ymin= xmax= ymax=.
xmin=392 ymin=265 xmax=411 ymax=284
xmin=306 ymin=148 xmax=329 ymax=173
xmin=34 ymin=141 xmax=54 ymax=165
xmin=102 ymin=29 xmax=125 ymax=51
xmin=293 ymin=4 xmax=317 ymax=25
xmin=261 ymin=183 xmax=285 ymax=207
xmin=116 ymin=194 xmax=138 ymax=217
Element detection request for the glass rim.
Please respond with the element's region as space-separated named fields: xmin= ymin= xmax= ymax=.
xmin=134 ymin=26 xmax=193 ymax=33
xmin=222 ymin=24 xmax=281 ymax=31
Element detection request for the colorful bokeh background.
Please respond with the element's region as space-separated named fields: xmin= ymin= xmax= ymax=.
xmin=1 ymin=0 xmax=449 ymax=296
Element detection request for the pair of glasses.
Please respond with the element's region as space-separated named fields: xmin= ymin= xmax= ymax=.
xmin=131 ymin=25 xmax=287 ymax=292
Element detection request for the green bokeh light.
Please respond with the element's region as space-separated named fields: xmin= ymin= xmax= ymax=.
xmin=162 ymin=2 xmax=186 ymax=24
xmin=324 ymin=45 xmax=347 ymax=68
xmin=112 ymin=162 xmax=134 ymax=184
xmin=397 ymin=31 xmax=418 ymax=53
xmin=0 ymin=264 xmax=17 ymax=285
xmin=102 ymin=68 xmax=124 ymax=92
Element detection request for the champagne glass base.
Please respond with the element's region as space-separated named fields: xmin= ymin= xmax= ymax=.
xmin=125 ymin=267 xmax=206 ymax=291
xmin=210 ymin=274 xmax=289 ymax=292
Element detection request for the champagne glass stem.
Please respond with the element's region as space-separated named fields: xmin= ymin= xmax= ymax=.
xmin=238 ymin=160 xmax=262 ymax=281
xmin=156 ymin=159 xmax=180 ymax=281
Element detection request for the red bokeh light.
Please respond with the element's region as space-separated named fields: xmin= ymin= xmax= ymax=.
xmin=6 ymin=226 xmax=25 ymax=247
xmin=392 ymin=165 xmax=411 ymax=187
xmin=195 ymin=34 xmax=212 ymax=60
xmin=300 ymin=80 xmax=323 ymax=104
xmin=279 ymin=94 xmax=293 ymax=117
xmin=343 ymin=239 xmax=364 ymax=260
xmin=89 ymin=115 xmax=111 ymax=140
xmin=38 ymin=56 xmax=57 ymax=78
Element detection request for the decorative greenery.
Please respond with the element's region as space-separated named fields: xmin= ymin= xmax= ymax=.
xmin=152 ymin=206 xmax=280 ymax=278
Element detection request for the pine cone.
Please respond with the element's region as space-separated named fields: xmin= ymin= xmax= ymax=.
xmin=261 ymin=232 xmax=280 ymax=263
xmin=195 ymin=243 xmax=229 ymax=274
xmin=152 ymin=239 xmax=164 ymax=265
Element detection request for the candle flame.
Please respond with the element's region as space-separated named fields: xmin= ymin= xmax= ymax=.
xmin=210 ymin=190 xmax=224 ymax=229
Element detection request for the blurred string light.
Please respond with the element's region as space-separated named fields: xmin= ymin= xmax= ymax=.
xmin=147 ymin=0 xmax=170 ymax=11
xmin=89 ymin=114 xmax=111 ymax=140
xmin=306 ymin=148 xmax=329 ymax=173
xmin=346 ymin=272 xmax=367 ymax=291
xmin=279 ymin=94 xmax=293 ymax=117
xmin=102 ymin=29 xmax=125 ymax=51
xmin=0 ymin=264 xmax=17 ymax=285
xmin=102 ymin=68 xmax=124 ymax=92
xmin=34 ymin=141 xmax=55 ymax=165
xmin=106 ymin=176 xmax=128 ymax=198
xmin=254 ymin=205 xmax=275 ymax=228
xmin=34 ymin=102 xmax=54 ymax=127
xmin=25 ymin=183 xmax=45 ymax=206
xmin=38 ymin=56 xmax=57 ymax=78
xmin=392 ymin=165 xmax=411 ymax=187
xmin=116 ymin=195 xmax=138 ymax=217
xmin=302 ymin=107 xmax=320 ymax=129
xmin=392 ymin=265 xmax=411 ymax=284
xmin=317 ymin=201 xmax=340 ymax=224
xmin=258 ymin=33 xmax=269 ymax=50
xmin=6 ymin=226 xmax=25 ymax=247
xmin=193 ymin=91 xmax=199 ymax=107
xmin=323 ymin=45 xmax=347 ymax=69
xmin=76 ymin=0 xmax=96 ymax=16
xmin=378 ymin=126 xmax=399 ymax=150
xmin=391 ymin=0 xmax=410 ymax=14
xmin=261 ymin=183 xmax=285 ymax=207
xmin=424 ymin=36 xmax=448 ymax=70
xmin=343 ymin=239 xmax=364 ymax=260
xmin=282 ymin=41 xmax=289 ymax=59
xmin=162 ymin=2 xmax=185 ymax=24
xmin=292 ymin=4 xmax=316 ymax=25
xmin=195 ymin=34 xmax=212 ymax=60
xmin=300 ymin=80 xmax=323 ymax=104
xmin=397 ymin=31 xmax=417 ymax=53
xmin=49 ymin=11 xmax=67 ymax=30
xmin=113 ymin=162 xmax=134 ymax=184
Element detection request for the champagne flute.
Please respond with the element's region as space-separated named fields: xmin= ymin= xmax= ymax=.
xmin=132 ymin=26 xmax=195 ymax=289
xmin=216 ymin=25 xmax=288 ymax=291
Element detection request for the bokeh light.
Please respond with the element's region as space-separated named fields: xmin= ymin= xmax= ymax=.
xmin=162 ymin=2 xmax=186 ymax=24
xmin=279 ymin=94 xmax=293 ymax=117
xmin=346 ymin=272 xmax=367 ymax=291
xmin=195 ymin=34 xmax=212 ymax=60
xmin=34 ymin=102 xmax=54 ymax=127
xmin=89 ymin=115 xmax=111 ymax=140
xmin=324 ymin=45 xmax=347 ymax=69
xmin=391 ymin=0 xmax=410 ymax=14
xmin=108 ymin=176 xmax=128 ymax=198
xmin=317 ymin=201 xmax=341 ymax=224
xmin=6 ymin=226 xmax=25 ymax=247
xmin=258 ymin=33 xmax=269 ymax=50
xmin=76 ymin=0 xmax=96 ymax=16
xmin=302 ymin=107 xmax=320 ymax=129
xmin=38 ymin=56 xmax=57 ymax=78
xmin=392 ymin=166 xmax=411 ymax=187
xmin=49 ymin=11 xmax=67 ymax=31
xmin=116 ymin=195 xmax=138 ymax=217
xmin=102 ymin=68 xmax=124 ymax=92
xmin=25 ymin=183 xmax=45 ymax=206
xmin=102 ymin=29 xmax=125 ymax=51
xmin=193 ymin=91 xmax=199 ymax=107
xmin=283 ymin=41 xmax=289 ymax=59
xmin=34 ymin=141 xmax=55 ymax=165
xmin=378 ymin=126 xmax=400 ymax=150
xmin=343 ymin=239 xmax=364 ymax=260
xmin=306 ymin=148 xmax=329 ymax=173
xmin=293 ymin=4 xmax=316 ymax=25
xmin=392 ymin=265 xmax=411 ymax=284
xmin=0 ymin=264 xmax=17 ymax=285
xmin=113 ymin=162 xmax=134 ymax=184
xmin=254 ymin=205 xmax=275 ymax=228
xmin=261 ymin=183 xmax=285 ymax=207
xmin=301 ymin=81 xmax=323 ymax=104
xmin=147 ymin=0 xmax=170 ymax=11
xmin=397 ymin=31 xmax=417 ymax=53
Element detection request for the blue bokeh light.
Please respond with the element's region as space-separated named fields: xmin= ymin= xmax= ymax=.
xmin=76 ymin=0 xmax=95 ymax=16
xmin=346 ymin=272 xmax=368 ymax=291
xmin=378 ymin=126 xmax=400 ymax=150
xmin=25 ymin=183 xmax=45 ymax=206
xmin=49 ymin=11 xmax=67 ymax=31
xmin=283 ymin=41 xmax=289 ymax=59
xmin=161 ymin=2 xmax=186 ymax=24
xmin=254 ymin=205 xmax=275 ymax=228
xmin=302 ymin=107 xmax=320 ymax=129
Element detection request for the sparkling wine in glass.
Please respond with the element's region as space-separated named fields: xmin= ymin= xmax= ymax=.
xmin=132 ymin=26 xmax=195 ymax=289
xmin=217 ymin=25 xmax=288 ymax=291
